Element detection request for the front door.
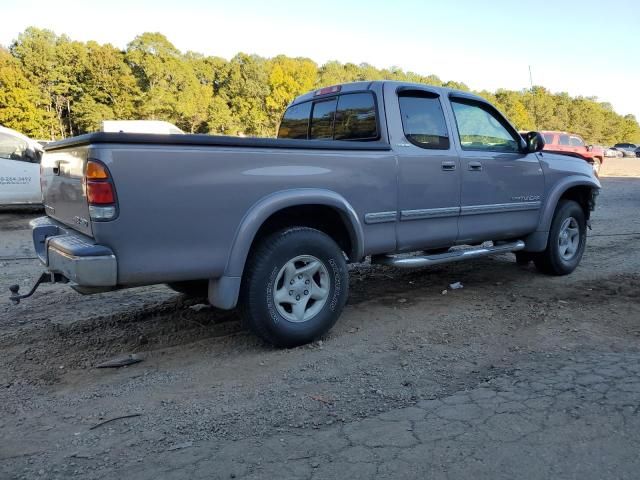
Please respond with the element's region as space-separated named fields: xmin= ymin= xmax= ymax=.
xmin=388 ymin=86 xmax=461 ymax=252
xmin=448 ymin=96 xmax=544 ymax=244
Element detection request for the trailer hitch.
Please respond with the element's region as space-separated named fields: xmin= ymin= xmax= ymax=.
xmin=9 ymin=272 xmax=68 ymax=305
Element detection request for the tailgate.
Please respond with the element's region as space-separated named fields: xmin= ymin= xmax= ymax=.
xmin=40 ymin=146 xmax=93 ymax=237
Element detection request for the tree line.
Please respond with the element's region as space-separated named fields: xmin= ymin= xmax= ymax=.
xmin=1 ymin=27 xmax=638 ymax=145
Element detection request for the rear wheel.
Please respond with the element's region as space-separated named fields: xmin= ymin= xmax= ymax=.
xmin=240 ymin=227 xmax=349 ymax=347
xmin=533 ymin=200 xmax=587 ymax=275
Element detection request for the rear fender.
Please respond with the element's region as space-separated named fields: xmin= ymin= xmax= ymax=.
xmin=208 ymin=189 xmax=364 ymax=310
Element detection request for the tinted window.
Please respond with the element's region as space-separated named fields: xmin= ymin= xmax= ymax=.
xmin=310 ymin=99 xmax=337 ymax=140
xmin=559 ymin=134 xmax=570 ymax=145
xmin=543 ymin=133 xmax=555 ymax=144
xmin=278 ymin=102 xmax=312 ymax=139
xmin=451 ymin=100 xmax=519 ymax=152
xmin=570 ymin=136 xmax=584 ymax=147
xmin=334 ymin=93 xmax=377 ymax=140
xmin=0 ymin=132 xmax=29 ymax=161
xmin=398 ymin=93 xmax=449 ymax=149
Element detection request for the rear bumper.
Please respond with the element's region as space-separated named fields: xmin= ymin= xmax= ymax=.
xmin=30 ymin=216 xmax=117 ymax=287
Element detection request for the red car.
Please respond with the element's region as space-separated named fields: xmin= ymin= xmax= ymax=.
xmin=540 ymin=131 xmax=604 ymax=175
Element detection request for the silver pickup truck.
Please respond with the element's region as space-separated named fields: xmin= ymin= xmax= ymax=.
xmin=12 ymin=81 xmax=600 ymax=347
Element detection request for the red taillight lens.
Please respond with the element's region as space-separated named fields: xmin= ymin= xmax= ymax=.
xmin=86 ymin=181 xmax=115 ymax=204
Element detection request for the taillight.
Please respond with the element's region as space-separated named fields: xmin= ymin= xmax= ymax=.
xmin=87 ymin=181 xmax=115 ymax=204
xmin=85 ymin=160 xmax=117 ymax=221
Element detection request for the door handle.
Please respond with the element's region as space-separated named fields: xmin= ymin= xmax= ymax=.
xmin=468 ymin=161 xmax=483 ymax=171
xmin=441 ymin=161 xmax=456 ymax=171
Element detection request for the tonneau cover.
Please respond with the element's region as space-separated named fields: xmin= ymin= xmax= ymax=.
xmin=45 ymin=132 xmax=392 ymax=152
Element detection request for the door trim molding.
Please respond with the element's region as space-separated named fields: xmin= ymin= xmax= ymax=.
xmin=460 ymin=201 xmax=541 ymax=216
xmin=400 ymin=206 xmax=460 ymax=221
xmin=365 ymin=201 xmax=541 ymax=225
xmin=364 ymin=211 xmax=397 ymax=224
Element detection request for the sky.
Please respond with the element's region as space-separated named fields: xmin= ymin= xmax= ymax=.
xmin=2 ymin=0 xmax=639 ymax=119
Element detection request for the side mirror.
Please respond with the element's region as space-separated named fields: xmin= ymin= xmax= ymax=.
xmin=587 ymin=145 xmax=593 ymax=152
xmin=525 ymin=131 xmax=545 ymax=153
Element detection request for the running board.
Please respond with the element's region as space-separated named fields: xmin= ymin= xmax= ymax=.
xmin=371 ymin=240 xmax=525 ymax=269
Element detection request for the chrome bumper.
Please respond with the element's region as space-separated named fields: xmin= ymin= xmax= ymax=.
xmin=30 ymin=217 xmax=117 ymax=287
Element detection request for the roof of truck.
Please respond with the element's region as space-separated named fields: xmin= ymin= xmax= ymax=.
xmin=290 ymin=80 xmax=486 ymax=106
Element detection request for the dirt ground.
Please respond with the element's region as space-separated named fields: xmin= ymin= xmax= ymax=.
xmin=1 ymin=164 xmax=639 ymax=479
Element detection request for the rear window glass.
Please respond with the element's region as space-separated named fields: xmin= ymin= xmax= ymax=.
xmin=310 ymin=99 xmax=337 ymax=140
xmin=279 ymin=92 xmax=379 ymax=141
xmin=398 ymin=93 xmax=449 ymax=149
xmin=278 ymin=102 xmax=312 ymax=139
xmin=334 ymin=93 xmax=378 ymax=140
xmin=543 ymin=133 xmax=555 ymax=144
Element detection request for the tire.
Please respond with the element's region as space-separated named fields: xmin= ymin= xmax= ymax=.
xmin=533 ymin=200 xmax=587 ymax=276
xmin=166 ymin=280 xmax=208 ymax=298
xmin=240 ymin=227 xmax=349 ymax=348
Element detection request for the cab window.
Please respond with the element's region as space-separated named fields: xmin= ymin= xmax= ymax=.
xmin=450 ymin=99 xmax=520 ymax=152
xmin=278 ymin=92 xmax=378 ymax=141
xmin=309 ymin=99 xmax=337 ymax=140
xmin=398 ymin=92 xmax=449 ymax=149
xmin=0 ymin=132 xmax=30 ymax=161
xmin=570 ymin=136 xmax=585 ymax=147
xmin=278 ymin=102 xmax=312 ymax=139
xmin=559 ymin=134 xmax=571 ymax=146
xmin=333 ymin=93 xmax=378 ymax=140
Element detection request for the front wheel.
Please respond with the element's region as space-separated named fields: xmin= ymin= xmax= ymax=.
xmin=533 ymin=200 xmax=587 ymax=275
xmin=240 ymin=227 xmax=349 ymax=347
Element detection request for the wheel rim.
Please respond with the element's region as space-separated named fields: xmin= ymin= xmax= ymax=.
xmin=273 ymin=255 xmax=330 ymax=323
xmin=557 ymin=217 xmax=581 ymax=261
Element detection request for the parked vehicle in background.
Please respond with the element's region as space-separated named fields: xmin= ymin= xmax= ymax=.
xmin=0 ymin=125 xmax=44 ymax=207
xmin=16 ymin=81 xmax=600 ymax=347
xmin=540 ymin=131 xmax=604 ymax=175
xmin=604 ymin=146 xmax=624 ymax=158
xmin=635 ymin=146 xmax=640 ymax=158
xmin=101 ymin=120 xmax=184 ymax=134
xmin=612 ymin=143 xmax=638 ymax=158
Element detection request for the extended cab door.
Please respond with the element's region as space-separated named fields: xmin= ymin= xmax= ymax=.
xmin=447 ymin=95 xmax=544 ymax=244
xmin=385 ymin=85 xmax=461 ymax=251
xmin=0 ymin=131 xmax=42 ymax=205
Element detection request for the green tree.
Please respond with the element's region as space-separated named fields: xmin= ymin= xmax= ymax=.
xmin=0 ymin=48 xmax=49 ymax=137
xmin=126 ymin=32 xmax=189 ymax=121
xmin=266 ymin=56 xmax=317 ymax=130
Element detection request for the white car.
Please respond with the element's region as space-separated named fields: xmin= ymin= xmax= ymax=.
xmin=0 ymin=125 xmax=44 ymax=207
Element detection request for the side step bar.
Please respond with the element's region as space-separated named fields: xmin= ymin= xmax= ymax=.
xmin=371 ymin=240 xmax=525 ymax=269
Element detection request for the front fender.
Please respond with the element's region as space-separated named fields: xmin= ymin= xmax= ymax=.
xmin=224 ymin=188 xmax=365 ymax=278
xmin=539 ymin=175 xmax=601 ymax=233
